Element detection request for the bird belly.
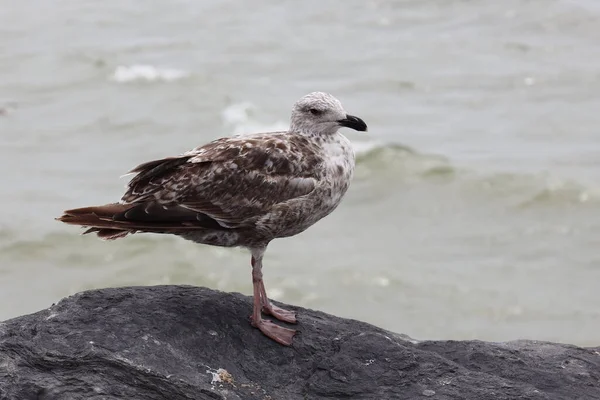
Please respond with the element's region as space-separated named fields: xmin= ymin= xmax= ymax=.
xmin=178 ymin=230 xmax=241 ymax=247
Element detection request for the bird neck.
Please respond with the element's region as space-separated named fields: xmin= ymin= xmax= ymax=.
xmin=291 ymin=126 xmax=340 ymax=141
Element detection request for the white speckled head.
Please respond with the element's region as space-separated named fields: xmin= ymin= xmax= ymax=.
xmin=289 ymin=92 xmax=367 ymax=136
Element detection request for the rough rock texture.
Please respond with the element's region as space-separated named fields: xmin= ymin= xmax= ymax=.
xmin=0 ymin=286 xmax=599 ymax=400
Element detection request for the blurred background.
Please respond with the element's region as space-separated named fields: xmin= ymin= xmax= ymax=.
xmin=1 ymin=0 xmax=599 ymax=346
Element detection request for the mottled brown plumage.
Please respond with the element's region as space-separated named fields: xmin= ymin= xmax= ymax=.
xmin=57 ymin=92 xmax=367 ymax=346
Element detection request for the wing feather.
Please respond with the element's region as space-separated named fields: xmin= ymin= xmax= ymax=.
xmin=120 ymin=133 xmax=321 ymax=227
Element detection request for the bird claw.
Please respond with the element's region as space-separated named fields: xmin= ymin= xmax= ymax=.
xmin=254 ymin=318 xmax=296 ymax=346
xmin=262 ymin=303 xmax=297 ymax=324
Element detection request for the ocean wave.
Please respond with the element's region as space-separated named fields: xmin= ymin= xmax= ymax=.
xmin=0 ymin=230 xmax=195 ymax=267
xmin=353 ymin=142 xmax=600 ymax=206
xmin=355 ymin=142 xmax=456 ymax=180
xmin=109 ymin=65 xmax=189 ymax=83
xmin=525 ymin=181 xmax=599 ymax=205
xmin=479 ymin=173 xmax=600 ymax=208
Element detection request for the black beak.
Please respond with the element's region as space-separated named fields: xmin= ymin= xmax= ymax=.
xmin=337 ymin=114 xmax=368 ymax=132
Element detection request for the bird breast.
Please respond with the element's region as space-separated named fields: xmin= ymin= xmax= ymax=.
xmin=310 ymin=133 xmax=355 ymax=213
xmin=256 ymin=133 xmax=356 ymax=240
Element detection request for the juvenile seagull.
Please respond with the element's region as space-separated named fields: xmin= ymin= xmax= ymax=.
xmin=57 ymin=92 xmax=367 ymax=346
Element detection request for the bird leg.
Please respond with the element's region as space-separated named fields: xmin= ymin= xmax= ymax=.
xmin=250 ymin=252 xmax=296 ymax=346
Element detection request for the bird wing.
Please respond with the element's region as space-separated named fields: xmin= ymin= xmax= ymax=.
xmin=120 ymin=133 xmax=321 ymax=228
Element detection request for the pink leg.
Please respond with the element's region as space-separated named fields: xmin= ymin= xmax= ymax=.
xmin=259 ymin=281 xmax=297 ymax=324
xmin=250 ymin=253 xmax=296 ymax=346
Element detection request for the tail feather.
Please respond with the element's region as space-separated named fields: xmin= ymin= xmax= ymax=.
xmin=57 ymin=203 xmax=137 ymax=240
xmin=62 ymin=203 xmax=131 ymax=218
xmin=57 ymin=201 xmax=225 ymax=240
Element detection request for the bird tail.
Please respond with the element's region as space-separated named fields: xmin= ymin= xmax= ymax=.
xmin=57 ymin=202 xmax=224 ymax=241
xmin=56 ymin=203 xmax=139 ymax=240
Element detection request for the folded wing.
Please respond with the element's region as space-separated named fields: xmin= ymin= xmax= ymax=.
xmin=120 ymin=133 xmax=321 ymax=229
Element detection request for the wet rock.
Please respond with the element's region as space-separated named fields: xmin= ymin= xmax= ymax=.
xmin=0 ymin=286 xmax=598 ymax=399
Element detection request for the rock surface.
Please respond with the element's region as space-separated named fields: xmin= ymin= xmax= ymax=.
xmin=0 ymin=285 xmax=599 ymax=400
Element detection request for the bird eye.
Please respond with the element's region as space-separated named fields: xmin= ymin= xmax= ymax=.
xmin=308 ymin=108 xmax=322 ymax=116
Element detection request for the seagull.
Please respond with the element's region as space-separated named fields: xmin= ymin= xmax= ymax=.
xmin=57 ymin=92 xmax=367 ymax=346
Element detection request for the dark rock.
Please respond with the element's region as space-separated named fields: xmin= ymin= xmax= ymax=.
xmin=0 ymin=285 xmax=599 ymax=400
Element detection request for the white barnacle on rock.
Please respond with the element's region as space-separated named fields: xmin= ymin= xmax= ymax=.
xmin=207 ymin=369 xmax=222 ymax=385
xmin=206 ymin=367 xmax=233 ymax=386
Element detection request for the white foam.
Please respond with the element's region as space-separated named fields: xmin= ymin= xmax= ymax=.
xmin=221 ymin=102 xmax=256 ymax=126
xmin=110 ymin=65 xmax=189 ymax=83
xmin=221 ymin=101 xmax=287 ymax=135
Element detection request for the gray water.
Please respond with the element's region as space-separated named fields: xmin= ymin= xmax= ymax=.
xmin=1 ymin=0 xmax=599 ymax=346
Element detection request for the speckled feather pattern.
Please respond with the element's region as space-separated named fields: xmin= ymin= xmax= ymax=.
xmin=122 ymin=131 xmax=354 ymax=247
